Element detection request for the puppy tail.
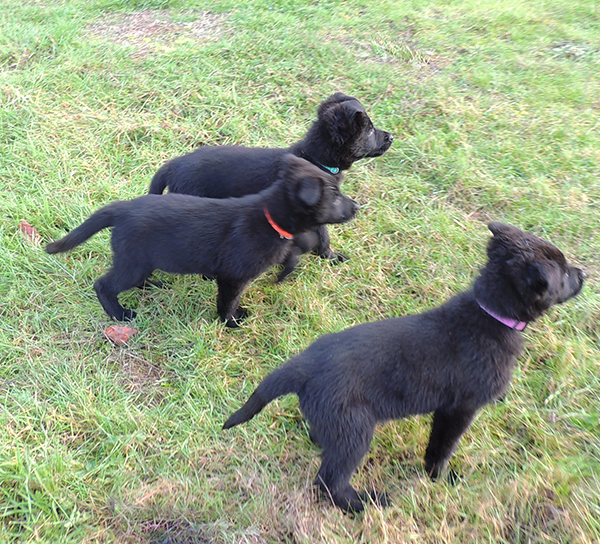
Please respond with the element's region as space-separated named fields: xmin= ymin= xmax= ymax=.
xmin=223 ymin=361 xmax=303 ymax=430
xmin=148 ymin=166 xmax=168 ymax=194
xmin=45 ymin=204 xmax=120 ymax=254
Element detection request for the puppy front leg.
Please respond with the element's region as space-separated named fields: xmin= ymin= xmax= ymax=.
xmin=313 ymin=225 xmax=348 ymax=263
xmin=216 ymin=278 xmax=248 ymax=328
xmin=424 ymin=407 xmax=477 ymax=482
xmin=277 ymin=246 xmax=302 ymax=282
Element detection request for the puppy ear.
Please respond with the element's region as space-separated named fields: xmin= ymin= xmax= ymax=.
xmin=321 ymin=107 xmax=349 ymax=146
xmin=320 ymin=100 xmax=364 ymax=146
xmin=488 ymin=222 xmax=524 ymax=238
xmin=318 ymin=92 xmax=356 ymax=116
xmin=524 ymin=261 xmax=549 ymax=294
xmin=353 ymin=109 xmax=369 ymax=129
xmin=297 ymin=176 xmax=322 ymax=208
xmin=327 ymin=92 xmax=353 ymax=104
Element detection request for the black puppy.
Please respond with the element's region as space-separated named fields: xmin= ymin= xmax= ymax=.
xmin=46 ymin=155 xmax=359 ymax=327
xmin=149 ymin=92 xmax=393 ymax=281
xmin=224 ymin=223 xmax=585 ymax=511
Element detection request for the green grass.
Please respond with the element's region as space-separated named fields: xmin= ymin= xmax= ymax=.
xmin=1 ymin=0 xmax=599 ymax=542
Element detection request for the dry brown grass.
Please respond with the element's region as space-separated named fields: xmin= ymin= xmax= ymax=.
xmin=86 ymin=10 xmax=229 ymax=59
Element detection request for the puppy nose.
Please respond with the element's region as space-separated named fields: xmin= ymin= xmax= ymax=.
xmin=386 ymin=133 xmax=394 ymax=142
xmin=578 ymin=269 xmax=587 ymax=282
xmin=351 ymin=199 xmax=361 ymax=212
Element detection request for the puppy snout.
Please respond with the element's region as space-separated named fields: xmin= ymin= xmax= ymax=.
xmin=338 ymin=198 xmax=360 ymax=222
xmin=385 ymin=132 xmax=394 ymax=143
xmin=566 ymin=267 xmax=587 ymax=301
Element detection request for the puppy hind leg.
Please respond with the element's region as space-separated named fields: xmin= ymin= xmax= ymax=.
xmin=94 ymin=273 xmax=134 ymax=321
xmin=315 ymin=420 xmax=376 ymax=513
xmin=424 ymin=407 xmax=477 ymax=482
xmin=316 ymin=450 xmax=366 ymax=513
xmin=94 ymin=263 xmax=150 ymax=321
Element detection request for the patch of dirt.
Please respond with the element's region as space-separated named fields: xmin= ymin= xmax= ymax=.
xmin=120 ymin=354 xmax=167 ymax=393
xmin=86 ymin=10 xmax=228 ymax=58
xmin=106 ymin=350 xmax=172 ymax=404
xmin=110 ymin=494 xmax=269 ymax=544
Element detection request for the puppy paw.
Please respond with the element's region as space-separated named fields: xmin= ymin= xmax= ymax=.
xmin=121 ymin=309 xmax=137 ymax=321
xmin=225 ymin=318 xmax=241 ymax=328
xmin=328 ymin=252 xmax=349 ymax=264
xmin=335 ymin=495 xmax=365 ymax=514
xmin=446 ymin=468 xmax=460 ymax=486
xmin=315 ymin=482 xmax=366 ymax=514
xmin=225 ymin=308 xmax=248 ymax=328
xmin=426 ymin=463 xmax=459 ymax=485
xmin=316 ymin=248 xmax=348 ymax=263
xmin=336 ymin=491 xmax=389 ymax=514
xmin=425 ymin=462 xmax=443 ymax=481
xmin=360 ymin=489 xmax=390 ymax=508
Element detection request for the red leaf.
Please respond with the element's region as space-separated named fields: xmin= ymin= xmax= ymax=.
xmin=104 ymin=325 xmax=138 ymax=345
xmin=19 ymin=220 xmax=42 ymax=246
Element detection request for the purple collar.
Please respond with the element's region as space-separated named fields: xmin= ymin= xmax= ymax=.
xmin=477 ymin=300 xmax=528 ymax=331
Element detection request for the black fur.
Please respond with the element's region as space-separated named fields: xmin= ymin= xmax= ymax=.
xmin=148 ymin=92 xmax=393 ymax=281
xmin=224 ymin=223 xmax=585 ymax=511
xmin=46 ymin=155 xmax=359 ymax=327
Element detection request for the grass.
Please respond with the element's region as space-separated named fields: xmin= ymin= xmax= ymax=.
xmin=1 ymin=0 xmax=599 ymax=542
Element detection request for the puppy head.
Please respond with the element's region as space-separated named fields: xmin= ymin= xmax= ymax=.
xmin=280 ymin=154 xmax=359 ymax=225
xmin=317 ymin=93 xmax=393 ymax=165
xmin=486 ymin=222 xmax=585 ymax=318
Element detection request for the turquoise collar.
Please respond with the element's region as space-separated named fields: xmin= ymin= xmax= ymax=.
xmin=315 ymin=161 xmax=340 ymax=175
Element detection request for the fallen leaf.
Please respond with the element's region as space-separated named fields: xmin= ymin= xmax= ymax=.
xmin=104 ymin=325 xmax=138 ymax=346
xmin=19 ymin=220 xmax=42 ymax=246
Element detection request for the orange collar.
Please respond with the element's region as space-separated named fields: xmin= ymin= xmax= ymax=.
xmin=263 ymin=205 xmax=293 ymax=239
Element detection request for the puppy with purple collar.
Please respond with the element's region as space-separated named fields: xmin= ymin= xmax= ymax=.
xmin=224 ymin=223 xmax=585 ymax=511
